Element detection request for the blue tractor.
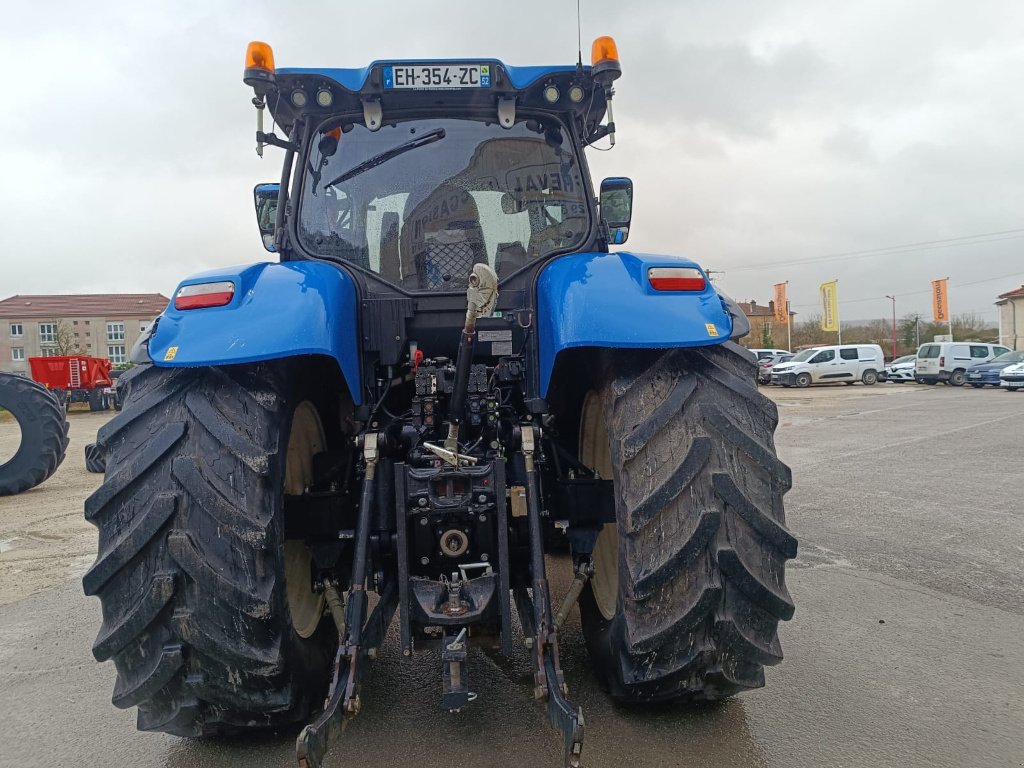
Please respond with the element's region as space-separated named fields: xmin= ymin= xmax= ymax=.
xmin=84 ymin=38 xmax=796 ymax=767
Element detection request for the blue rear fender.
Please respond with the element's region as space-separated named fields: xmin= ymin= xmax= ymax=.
xmin=148 ymin=261 xmax=362 ymax=404
xmin=536 ymin=252 xmax=736 ymax=397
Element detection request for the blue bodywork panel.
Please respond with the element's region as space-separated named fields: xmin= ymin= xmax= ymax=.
xmin=536 ymin=252 xmax=733 ymax=397
xmin=277 ymin=62 xmax=582 ymax=93
xmin=149 ymin=261 xmax=362 ymax=404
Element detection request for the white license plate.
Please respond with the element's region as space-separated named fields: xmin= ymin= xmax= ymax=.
xmin=384 ymin=64 xmax=491 ymax=90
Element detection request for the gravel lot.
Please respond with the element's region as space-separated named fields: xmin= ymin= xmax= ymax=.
xmin=0 ymin=383 xmax=1021 ymax=768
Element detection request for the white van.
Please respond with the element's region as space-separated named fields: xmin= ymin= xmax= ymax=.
xmin=771 ymin=344 xmax=884 ymax=387
xmin=914 ymin=342 xmax=1010 ymax=386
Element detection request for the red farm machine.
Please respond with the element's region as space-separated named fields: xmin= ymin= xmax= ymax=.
xmin=29 ymin=355 xmax=115 ymax=411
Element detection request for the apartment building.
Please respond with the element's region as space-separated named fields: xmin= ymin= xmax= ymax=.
xmin=0 ymin=294 xmax=169 ymax=375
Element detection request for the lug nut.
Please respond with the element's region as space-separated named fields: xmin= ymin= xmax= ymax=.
xmin=418 ymin=497 xmax=428 ymax=507
xmin=478 ymin=494 xmax=487 ymax=503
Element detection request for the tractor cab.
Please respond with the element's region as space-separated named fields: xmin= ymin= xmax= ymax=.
xmin=245 ymin=41 xmax=628 ymax=297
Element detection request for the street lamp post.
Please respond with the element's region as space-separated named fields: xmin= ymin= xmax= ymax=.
xmin=885 ymin=295 xmax=897 ymax=360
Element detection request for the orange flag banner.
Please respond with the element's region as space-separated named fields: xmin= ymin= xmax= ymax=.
xmin=931 ymin=278 xmax=949 ymax=322
xmin=773 ymin=283 xmax=788 ymax=324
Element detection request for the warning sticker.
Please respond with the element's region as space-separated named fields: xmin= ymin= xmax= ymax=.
xmin=478 ymin=330 xmax=512 ymax=343
xmin=164 ymin=346 xmax=179 ymax=361
xmin=705 ymin=324 xmax=719 ymax=337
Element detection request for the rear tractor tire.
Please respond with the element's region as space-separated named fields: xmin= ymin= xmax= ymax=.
xmin=83 ymin=363 xmax=339 ymax=736
xmin=577 ymin=343 xmax=796 ymax=702
xmin=0 ymin=374 xmax=70 ymax=495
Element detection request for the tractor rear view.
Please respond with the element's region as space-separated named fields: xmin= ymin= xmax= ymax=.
xmin=83 ymin=37 xmax=796 ymax=767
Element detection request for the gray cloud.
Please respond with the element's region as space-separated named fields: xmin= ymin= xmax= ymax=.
xmin=1 ymin=0 xmax=1022 ymax=324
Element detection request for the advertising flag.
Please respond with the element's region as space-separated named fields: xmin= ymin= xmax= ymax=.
xmin=932 ymin=278 xmax=949 ymax=322
xmin=819 ymin=280 xmax=839 ymax=332
xmin=773 ymin=283 xmax=788 ymax=324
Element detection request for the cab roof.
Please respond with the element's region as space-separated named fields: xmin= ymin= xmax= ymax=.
xmin=267 ymin=59 xmax=608 ymax=140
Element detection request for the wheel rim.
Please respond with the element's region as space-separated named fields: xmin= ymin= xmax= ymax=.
xmin=797 ymin=374 xmax=810 ymax=388
xmin=579 ymin=390 xmax=618 ymax=621
xmin=284 ymin=401 xmax=327 ymax=639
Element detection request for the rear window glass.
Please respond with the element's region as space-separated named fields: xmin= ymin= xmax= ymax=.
xmin=840 ymin=348 xmax=858 ymax=360
xmin=969 ymin=346 xmax=990 ymax=358
xmin=919 ymin=345 xmax=939 ymax=358
xmin=993 ymin=351 xmax=1024 ymax=363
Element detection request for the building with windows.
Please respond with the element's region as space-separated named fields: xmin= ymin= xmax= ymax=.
xmin=996 ymin=285 xmax=1024 ymax=351
xmin=736 ymin=299 xmax=797 ymax=349
xmin=0 ymin=294 xmax=169 ymax=375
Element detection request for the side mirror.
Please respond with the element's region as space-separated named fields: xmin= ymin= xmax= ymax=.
xmin=600 ymin=177 xmax=633 ymax=245
xmin=253 ymin=183 xmax=280 ymax=252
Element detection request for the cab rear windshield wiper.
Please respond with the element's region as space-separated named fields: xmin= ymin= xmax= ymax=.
xmin=326 ymin=128 xmax=446 ymax=188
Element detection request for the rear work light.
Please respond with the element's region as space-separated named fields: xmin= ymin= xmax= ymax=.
xmin=648 ymin=267 xmax=707 ymax=292
xmin=174 ymin=281 xmax=235 ymax=310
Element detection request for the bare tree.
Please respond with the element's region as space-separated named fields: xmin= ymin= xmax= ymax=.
xmin=54 ymin=320 xmax=81 ymax=355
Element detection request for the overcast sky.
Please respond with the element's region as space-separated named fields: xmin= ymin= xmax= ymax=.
xmin=2 ymin=0 xmax=1022 ymax=323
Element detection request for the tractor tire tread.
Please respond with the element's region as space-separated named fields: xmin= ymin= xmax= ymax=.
xmin=84 ymin=363 xmax=330 ymax=736
xmin=582 ymin=342 xmax=796 ymax=703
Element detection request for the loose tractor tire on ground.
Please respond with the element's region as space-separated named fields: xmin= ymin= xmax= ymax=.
xmin=84 ymin=38 xmax=796 ymax=767
xmin=0 ymin=373 xmax=69 ymax=495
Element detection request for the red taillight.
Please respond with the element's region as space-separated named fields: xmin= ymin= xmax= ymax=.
xmin=939 ymin=356 xmax=945 ymax=367
xmin=648 ymin=267 xmax=707 ymax=291
xmin=174 ymin=281 xmax=235 ymax=310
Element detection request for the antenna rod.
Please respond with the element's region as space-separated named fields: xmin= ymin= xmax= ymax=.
xmin=576 ymin=0 xmax=583 ymax=68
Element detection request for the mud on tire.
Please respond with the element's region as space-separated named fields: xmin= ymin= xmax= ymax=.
xmin=578 ymin=342 xmax=797 ymax=703
xmin=0 ymin=374 xmax=70 ymax=496
xmin=83 ymin=363 xmax=336 ymax=735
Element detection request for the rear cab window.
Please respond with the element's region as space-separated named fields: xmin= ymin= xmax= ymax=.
xmin=969 ymin=345 xmax=991 ymax=358
xmin=840 ymin=348 xmax=858 ymax=360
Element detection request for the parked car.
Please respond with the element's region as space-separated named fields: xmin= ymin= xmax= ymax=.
xmin=999 ymin=361 xmax=1024 ymax=391
xmin=758 ymin=353 xmax=793 ymax=384
xmin=915 ymin=342 xmax=1011 ymax=386
xmin=884 ymin=354 xmax=917 ymax=383
xmin=749 ymin=347 xmax=792 ymax=363
xmin=965 ymin=350 xmax=1024 ymax=388
xmin=771 ymin=344 xmax=884 ymax=387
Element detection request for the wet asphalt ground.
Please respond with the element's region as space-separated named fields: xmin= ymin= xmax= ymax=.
xmin=1 ymin=383 xmax=1022 ymax=768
